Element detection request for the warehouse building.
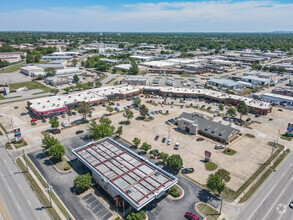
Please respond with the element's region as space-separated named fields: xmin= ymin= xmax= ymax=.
xmin=0 ymin=52 xmax=26 ymax=63
xmin=72 ymin=137 xmax=177 ymax=211
xmin=20 ymin=66 xmax=44 ymax=76
xmin=241 ymin=76 xmax=270 ymax=85
xmin=177 ymin=112 xmax=240 ymax=143
xmin=121 ymin=75 xmax=151 ymax=85
xmin=262 ymin=93 xmax=293 ymax=106
xmin=207 ymin=79 xmax=245 ymax=90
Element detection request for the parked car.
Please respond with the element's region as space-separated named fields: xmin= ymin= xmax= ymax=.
xmin=215 ymin=144 xmax=225 ymax=149
xmin=185 ymin=212 xmax=199 ymax=220
xmin=162 ymin=137 xmax=166 ymax=143
xmin=246 ymin=118 xmax=251 ymax=122
xmin=167 ymin=140 xmax=171 ymax=145
xmin=196 ymin=137 xmax=204 ymax=141
xmin=289 ymin=200 xmax=293 ymax=208
xmin=72 ymin=111 xmax=77 ymax=115
xmin=20 ymin=113 xmax=27 ymax=116
xmin=182 ymin=168 xmax=194 ymax=174
xmin=61 ymin=114 xmax=66 ymax=118
xmin=174 ymin=143 xmax=180 ymax=150
xmin=255 ymin=114 xmax=260 ymax=118
xmin=61 ymin=122 xmax=67 ymax=127
xmin=201 ymin=105 xmax=205 ymax=108
xmin=76 ymin=130 xmax=84 ymax=135
xmin=155 ymin=135 xmax=159 ymax=141
xmin=51 ymin=129 xmax=61 ymax=134
xmin=150 ymin=149 xmax=159 ymax=155
xmin=207 ymin=106 xmax=212 ymax=110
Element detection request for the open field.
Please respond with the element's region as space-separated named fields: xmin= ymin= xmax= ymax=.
xmin=9 ymin=81 xmax=51 ymax=93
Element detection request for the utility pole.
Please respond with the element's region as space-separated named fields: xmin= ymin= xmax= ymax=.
xmin=220 ymin=187 xmax=225 ymax=215
xmin=23 ymin=149 xmax=28 ymax=172
xmin=45 ymin=185 xmax=53 ymax=207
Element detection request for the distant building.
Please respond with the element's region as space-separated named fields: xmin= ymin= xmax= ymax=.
xmin=207 ymin=79 xmax=244 ymax=90
xmin=20 ymin=66 xmax=44 ymax=77
xmin=177 ymin=112 xmax=240 ymax=143
xmin=262 ymin=93 xmax=293 ymax=106
xmin=99 ymin=58 xmax=119 ymax=64
xmin=241 ymin=76 xmax=270 ymax=86
xmin=121 ymin=75 xmax=151 ymax=85
xmin=0 ymin=52 xmax=26 ymax=63
xmin=44 ymin=77 xmax=71 ymax=86
xmin=42 ymin=56 xmax=73 ymax=61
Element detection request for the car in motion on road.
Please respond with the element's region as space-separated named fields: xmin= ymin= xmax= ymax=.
xmin=184 ymin=212 xmax=199 ymax=220
xmin=181 ymin=168 xmax=194 ymax=174
xmin=289 ymin=200 xmax=293 ymax=208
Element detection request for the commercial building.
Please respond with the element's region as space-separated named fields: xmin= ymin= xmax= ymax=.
xmin=130 ymin=55 xmax=154 ymax=62
xmin=241 ymin=76 xmax=270 ymax=86
xmin=0 ymin=52 xmax=26 ymax=63
xmin=27 ymin=84 xmax=273 ymax=117
xmin=20 ymin=66 xmax=44 ymax=77
xmin=121 ymin=75 xmax=151 ymax=85
xmin=177 ymin=112 xmax=240 ymax=143
xmin=72 ymin=137 xmax=177 ymax=210
xmin=42 ymin=55 xmax=73 ymax=61
xmin=262 ymin=93 xmax=293 ymax=106
xmin=272 ymin=87 xmax=293 ymax=97
xmin=100 ymin=58 xmax=119 ymax=64
xmin=207 ymin=79 xmax=244 ymax=90
xmin=44 ymin=77 xmax=71 ymax=86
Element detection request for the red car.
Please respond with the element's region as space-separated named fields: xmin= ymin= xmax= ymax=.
xmin=196 ymin=137 xmax=204 ymax=141
xmin=30 ymin=118 xmax=38 ymax=122
xmin=185 ymin=212 xmax=199 ymax=220
xmin=255 ymin=114 xmax=260 ymax=117
xmin=155 ymin=135 xmax=159 ymax=141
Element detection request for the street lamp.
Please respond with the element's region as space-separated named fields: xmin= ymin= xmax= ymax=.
xmin=45 ymin=185 xmax=53 ymax=207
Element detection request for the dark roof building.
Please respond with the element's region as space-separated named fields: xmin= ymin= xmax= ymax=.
xmin=177 ymin=112 xmax=240 ymax=143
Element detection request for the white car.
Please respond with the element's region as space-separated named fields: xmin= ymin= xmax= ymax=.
xmin=61 ymin=122 xmax=67 ymax=127
xmin=0 ymin=114 xmax=3 ymax=117
xmin=167 ymin=140 xmax=171 ymax=145
xmin=174 ymin=143 xmax=180 ymax=150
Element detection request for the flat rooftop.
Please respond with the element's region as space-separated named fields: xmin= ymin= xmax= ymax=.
xmin=208 ymin=79 xmax=243 ymax=87
xmin=263 ymin=93 xmax=293 ymax=101
xmin=72 ymin=138 xmax=177 ymax=210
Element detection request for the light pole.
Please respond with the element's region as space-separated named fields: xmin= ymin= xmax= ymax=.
xmin=45 ymin=185 xmax=53 ymax=207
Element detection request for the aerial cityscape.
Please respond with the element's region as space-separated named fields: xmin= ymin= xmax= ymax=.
xmin=0 ymin=1 xmax=293 ymax=220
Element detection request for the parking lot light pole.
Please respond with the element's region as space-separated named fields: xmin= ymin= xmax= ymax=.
xmin=45 ymin=185 xmax=53 ymax=207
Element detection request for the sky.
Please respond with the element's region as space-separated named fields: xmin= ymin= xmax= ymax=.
xmin=1 ymin=0 xmax=293 ymax=32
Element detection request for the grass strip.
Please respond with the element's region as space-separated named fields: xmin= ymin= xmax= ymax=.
xmin=0 ymin=63 xmax=23 ymax=73
xmin=239 ymin=149 xmax=290 ymax=203
xmin=16 ymin=158 xmax=61 ymax=220
xmin=205 ymin=162 xmax=218 ymax=171
xmin=105 ymin=78 xmax=116 ymax=84
xmin=9 ymin=81 xmax=51 ymax=93
xmin=5 ymin=142 xmax=12 ymax=150
xmin=24 ymin=156 xmax=72 ymax=219
xmin=196 ymin=203 xmax=220 ymax=220
xmin=0 ymin=123 xmax=7 ymax=134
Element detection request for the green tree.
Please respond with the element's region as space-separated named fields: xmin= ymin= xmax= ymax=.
xmin=117 ymin=126 xmax=123 ymax=137
xmin=140 ymin=105 xmax=148 ymax=118
xmin=166 ymin=154 xmax=183 ymax=171
xmin=206 ymin=173 xmax=225 ymax=194
xmin=227 ymin=107 xmax=236 ymax=117
xmin=236 ymin=101 xmax=248 ymax=120
xmin=74 ymin=173 xmax=92 ymax=194
xmin=133 ymin=97 xmax=141 ymax=106
xmin=141 ymin=142 xmax=150 ymax=153
xmin=88 ymin=121 xmax=114 ymax=140
xmin=123 ymin=109 xmax=134 ymax=123
xmin=63 ymin=87 xmax=71 ymax=94
xmin=44 ymin=67 xmax=56 ymax=77
xmin=49 ymin=118 xmax=59 ymax=129
xmin=42 ymin=134 xmax=60 ymax=150
xmin=215 ymin=169 xmax=231 ymax=184
xmin=50 ymin=89 xmax=59 ymax=95
xmin=160 ymin=152 xmax=169 ymax=164
xmin=129 ymin=61 xmax=139 ymax=75
xmin=132 ymin=137 xmax=141 ymax=148
xmin=48 ymin=143 xmax=65 ymax=160
xmin=73 ymin=74 xmax=79 ymax=83
xmin=77 ymin=101 xmax=92 ymax=120
xmin=99 ymin=116 xmax=112 ymax=125
xmin=95 ymin=81 xmax=102 ymax=88
xmin=20 ymin=55 xmax=25 ymax=61
xmin=72 ymin=58 xmax=78 ymax=67
xmin=106 ymin=106 xmax=114 ymax=115
xmin=26 ymin=54 xmax=35 ymax=64
xmin=0 ymin=59 xmax=9 ymax=69
xmin=219 ymin=103 xmax=224 ymax=111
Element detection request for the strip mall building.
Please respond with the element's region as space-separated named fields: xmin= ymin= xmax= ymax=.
xmin=27 ymin=84 xmax=272 ymax=118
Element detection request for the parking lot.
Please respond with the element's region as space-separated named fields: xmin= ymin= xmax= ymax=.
xmin=102 ymin=96 xmax=292 ymax=191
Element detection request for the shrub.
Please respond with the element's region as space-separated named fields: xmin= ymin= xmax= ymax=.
xmin=170 ymin=191 xmax=179 ymax=197
xmin=14 ymin=106 xmax=18 ymax=109
xmin=239 ymin=133 xmax=242 ymax=136
xmin=278 ymin=109 xmax=283 ymax=111
xmin=64 ymin=166 xmax=71 ymax=171
xmin=269 ymin=118 xmax=273 ymax=121
xmin=245 ymin=133 xmax=255 ymax=138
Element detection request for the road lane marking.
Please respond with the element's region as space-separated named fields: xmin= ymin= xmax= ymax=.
xmin=263 ymin=177 xmax=293 ymax=220
xmin=281 ymin=173 xmax=285 ymax=177
xmin=27 ymin=200 xmax=32 ymax=207
xmin=4 ymin=159 xmax=7 ymax=165
xmin=16 ymin=203 xmax=21 ymax=211
xmin=8 ymin=187 xmax=12 ymax=193
xmin=17 ymin=183 xmax=22 ymax=190
xmin=248 ymin=184 xmax=277 ymax=220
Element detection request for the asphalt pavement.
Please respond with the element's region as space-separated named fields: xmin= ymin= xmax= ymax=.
xmin=0 ymin=140 xmax=50 ymax=220
xmin=237 ymin=151 xmax=293 ymax=220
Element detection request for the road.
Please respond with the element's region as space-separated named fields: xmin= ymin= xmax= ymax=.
xmin=0 ymin=140 xmax=50 ymax=220
xmin=237 ymin=151 xmax=293 ymax=220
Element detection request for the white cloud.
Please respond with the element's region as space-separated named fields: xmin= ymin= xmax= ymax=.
xmin=0 ymin=1 xmax=293 ymax=32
